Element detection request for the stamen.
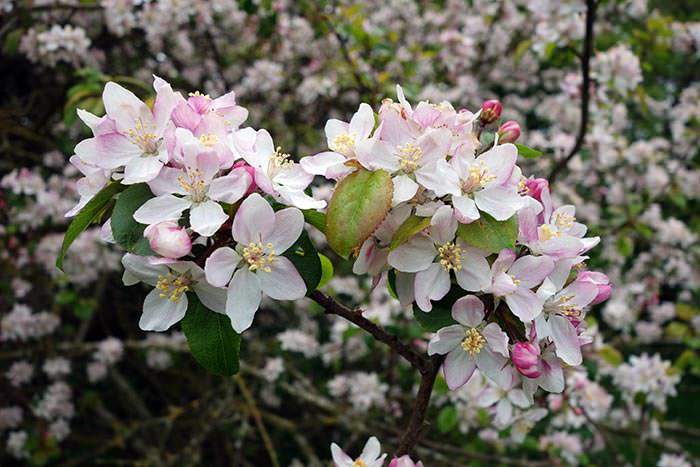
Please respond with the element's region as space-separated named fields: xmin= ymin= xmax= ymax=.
xmin=330 ymin=133 xmax=356 ymax=155
xmin=438 ymin=242 xmax=462 ymax=271
xmin=243 ymin=242 xmax=276 ymax=272
xmin=126 ymin=118 xmax=160 ymax=155
xmin=178 ymin=168 xmax=208 ymax=203
xmin=199 ymin=133 xmax=218 ymax=148
xmin=268 ymin=147 xmax=294 ymax=175
xmin=397 ymin=142 xmax=422 ymax=173
xmin=461 ymin=328 xmax=486 ymax=356
xmin=156 ymin=272 xmax=190 ymax=302
xmin=538 ymin=224 xmax=561 ymax=241
xmin=352 ymin=460 xmax=367 ymax=467
xmin=462 ymin=162 xmax=496 ymax=193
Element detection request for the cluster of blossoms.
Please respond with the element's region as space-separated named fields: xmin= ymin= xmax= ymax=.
xmin=20 ymin=24 xmax=92 ymax=68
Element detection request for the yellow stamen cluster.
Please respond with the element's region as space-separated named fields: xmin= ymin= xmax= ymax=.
xmin=269 ymin=147 xmax=294 ymax=174
xmin=188 ymin=91 xmax=210 ymax=99
xmin=538 ymin=224 xmax=561 ymax=241
xmin=397 ymin=142 xmax=423 ymax=173
xmin=509 ymin=274 xmax=521 ymax=286
xmin=461 ymin=328 xmax=486 ymax=356
xmin=243 ymin=242 xmax=276 ymax=272
xmin=127 ymin=118 xmax=159 ymax=154
xmin=553 ymin=212 xmax=576 ymax=230
xmin=330 ymin=133 xmax=356 ymax=155
xmin=462 ymin=162 xmax=496 ymax=193
xmin=352 ymin=460 xmax=367 ymax=467
xmin=178 ymin=168 xmax=207 ymax=203
xmin=156 ymin=272 xmax=190 ymax=302
xmin=517 ymin=177 xmax=528 ymax=196
xmin=438 ymin=242 xmax=463 ymax=272
xmin=545 ymin=294 xmax=582 ymax=318
xmin=199 ymin=133 xmax=219 ymax=148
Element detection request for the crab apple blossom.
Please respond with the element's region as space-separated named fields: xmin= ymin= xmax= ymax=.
xmin=144 ymin=221 xmax=191 ymax=259
xmin=74 ymin=77 xmax=178 ymax=184
xmin=511 ymin=341 xmax=542 ymax=378
xmin=577 ymin=271 xmax=612 ymax=304
xmin=203 ymin=193 xmax=307 ymax=332
xmin=480 ymin=99 xmax=503 ymax=124
xmin=428 ymin=295 xmax=509 ymax=390
xmin=121 ymin=254 xmax=226 ymax=332
xmin=330 ymin=436 xmax=386 ymax=467
xmin=497 ymin=120 xmax=521 ymax=143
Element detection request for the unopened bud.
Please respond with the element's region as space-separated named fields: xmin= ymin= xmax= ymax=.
xmin=389 ymin=456 xmax=424 ymax=467
xmin=498 ymin=120 xmax=521 ymax=143
xmin=480 ymin=99 xmax=503 ymax=124
xmin=524 ymin=177 xmax=549 ymax=202
xmin=145 ymin=221 xmax=192 ymax=259
xmin=512 ymin=342 xmax=541 ymax=378
xmin=233 ymin=161 xmax=257 ymax=196
xmin=577 ymin=271 xmax=612 ymax=305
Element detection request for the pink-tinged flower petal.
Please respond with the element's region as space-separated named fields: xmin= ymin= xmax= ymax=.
xmin=415 ymin=159 xmax=461 ymax=197
xmin=429 ymin=205 xmax=457 ymax=244
xmin=147 ymin=167 xmax=188 ymax=196
xmin=443 ymin=348 xmax=477 ymax=390
xmin=300 ymin=152 xmax=347 ymax=176
xmin=232 ymin=193 xmax=275 ymax=245
xmin=257 ymin=257 xmax=307 ymax=300
xmin=140 ymin=288 xmax=187 ymax=332
xmin=353 ymin=239 xmax=388 ymax=277
xmin=474 ymin=186 xmax=522 ymax=221
xmin=478 ymin=143 xmax=517 ymax=184
xmin=537 ymin=353 xmax=564 ymax=393
xmin=491 ymin=271 xmax=518 ymax=296
xmin=518 ymin=199 xmax=541 ymax=243
xmin=122 ymin=253 xmax=167 ymax=286
xmin=356 ymin=137 xmax=399 ymax=172
xmin=549 ymin=315 xmax=582 ymax=365
xmin=455 ymin=247 xmax=491 ymax=291
xmin=494 ymin=398 xmax=513 ymax=427
xmin=392 ymin=174 xmax=419 ymax=206
xmin=483 ymin=322 xmax=509 ymax=357
xmin=276 ymin=185 xmax=327 ymax=210
xmin=538 ymin=236 xmax=585 ymax=258
xmin=171 ymin=101 xmax=202 ymax=131
xmin=208 ymin=169 xmax=251 ymax=204
xmin=560 ymin=280 xmax=598 ymax=308
xmin=414 ymin=263 xmax=450 ymax=311
xmin=508 ymin=388 xmax=531 ymax=408
xmin=395 ymin=271 xmax=415 ymax=307
xmin=274 ymin=164 xmax=313 ymax=190
xmin=103 ymin=81 xmax=152 ymax=134
xmin=417 ymin=128 xmax=451 ymax=165
xmin=509 ymin=255 xmax=554 ymax=288
xmin=193 ymin=282 xmax=228 ymax=315
xmin=387 ymin=235 xmax=436 ymax=273
xmin=226 ymin=268 xmax=262 ymax=333
xmin=74 ymin=133 xmax=140 ymax=169
xmin=266 ymin=208 xmax=304 ymax=253
xmin=204 ymin=247 xmax=241 ymax=287
xmin=452 ymin=195 xmax=480 ymax=224
xmin=349 ymin=103 xmax=376 ymax=140
xmin=427 ymin=324 xmax=464 ymax=356
xmin=195 ymin=151 xmax=221 ymax=182
xmin=330 ymin=443 xmax=354 ymax=467
xmin=505 ymin=288 xmax=544 ymax=322
xmin=189 ymin=200 xmax=228 ymax=237
xmin=324 ymin=119 xmax=350 ymax=146
xmin=451 ymin=295 xmax=484 ymax=327
xmin=122 ymin=156 xmax=164 ymax=184
xmin=475 ymin=346 xmax=508 ymax=385
xmin=133 ymin=194 xmax=191 ymax=225
xmin=152 ymin=76 xmax=178 ymax=135
xmin=359 ymin=436 xmax=382 ymax=463
xmin=492 ymin=248 xmax=516 ymax=274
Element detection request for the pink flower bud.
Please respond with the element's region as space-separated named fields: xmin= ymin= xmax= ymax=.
xmin=144 ymin=221 xmax=191 ymax=259
xmin=480 ymin=99 xmax=503 ymax=124
xmin=389 ymin=456 xmax=424 ymax=467
xmin=233 ymin=161 xmax=257 ymax=196
xmin=524 ymin=178 xmax=549 ymax=202
xmin=512 ymin=342 xmax=541 ymax=378
xmin=498 ymin=120 xmax=521 ymax=143
xmin=577 ymin=271 xmax=612 ymax=305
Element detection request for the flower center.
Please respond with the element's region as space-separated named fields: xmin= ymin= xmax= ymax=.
xmin=199 ymin=133 xmax=218 ymax=148
xmin=178 ymin=168 xmax=208 ymax=203
xmin=156 ymin=272 xmax=191 ymax=302
xmin=538 ymin=224 xmax=561 ymax=241
xmin=127 ymin=118 xmax=160 ymax=155
xmin=461 ymin=328 xmax=485 ymax=356
xmin=330 ymin=133 xmax=355 ymax=156
xmin=243 ymin=242 xmax=276 ymax=272
xmin=553 ymin=212 xmax=576 ymax=230
xmin=461 ymin=162 xmax=495 ymax=193
xmin=438 ymin=242 xmax=462 ymax=271
xmin=352 ymin=460 xmax=367 ymax=467
xmin=397 ymin=142 xmax=422 ymax=173
xmin=544 ymin=294 xmax=582 ymax=319
xmin=268 ymin=147 xmax=294 ymax=176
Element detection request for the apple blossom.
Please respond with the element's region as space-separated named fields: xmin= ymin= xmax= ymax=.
xmin=203 ymin=194 xmax=307 ymax=332
xmin=428 ymin=295 xmax=509 ymax=390
xmin=577 ymin=271 xmax=612 ymax=304
xmin=511 ymin=342 xmax=542 ymax=379
xmin=144 ymin=221 xmax=191 ymax=259
xmin=389 ymin=455 xmax=424 ymax=467
xmin=497 ymin=120 xmax=521 ymax=143
xmin=330 ymin=436 xmax=386 ymax=467
xmin=480 ymin=99 xmax=503 ymax=124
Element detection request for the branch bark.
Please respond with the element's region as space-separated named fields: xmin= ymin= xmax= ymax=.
xmin=547 ymin=0 xmax=597 ymax=184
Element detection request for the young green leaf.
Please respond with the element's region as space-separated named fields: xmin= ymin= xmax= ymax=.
xmin=181 ymin=294 xmax=241 ymax=376
xmin=325 ymin=168 xmax=393 ymax=259
xmin=302 ymin=209 xmax=327 ymax=233
xmin=318 ymin=253 xmax=334 ymax=288
xmin=56 ymin=182 xmax=126 ymax=270
xmin=515 ymin=143 xmax=544 ymax=158
xmin=111 ymin=183 xmax=155 ymax=255
xmin=389 ymin=215 xmax=430 ymax=250
xmin=456 ymin=213 xmax=518 ymax=254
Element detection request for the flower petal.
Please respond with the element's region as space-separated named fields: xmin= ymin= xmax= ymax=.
xmin=443 ymin=348 xmax=477 ymax=390
xmin=189 ymin=200 xmax=228 ymax=237
xmin=550 ymin=315 xmax=582 ymax=365
xmin=226 ymin=268 xmax=262 ymax=333
xmin=258 ymin=257 xmax=307 ymax=300
xmin=505 ymin=288 xmax=544 ymax=323
xmin=454 ymin=247 xmax=491 ymax=292
xmin=232 ymin=193 xmax=275 ymax=245
xmin=451 ymin=295 xmax=484 ymax=327
xmin=267 ymin=208 xmax=304 ymax=253
xmin=193 ymin=282 xmax=228 ymax=315
xmin=204 ymin=247 xmax=240 ymax=287
xmin=414 ymin=263 xmax=450 ymax=312
xmin=387 ymin=235 xmax=436 ymax=273
xmin=427 ymin=324 xmax=464 ymax=356
xmin=139 ymin=288 xmax=187 ymax=332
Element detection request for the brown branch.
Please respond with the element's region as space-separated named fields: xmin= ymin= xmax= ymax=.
xmin=309 ymin=290 xmax=430 ymax=373
xmin=547 ymin=0 xmax=597 ymax=184
xmin=395 ymin=354 xmax=444 ymax=456
xmin=235 ymin=375 xmax=280 ymax=467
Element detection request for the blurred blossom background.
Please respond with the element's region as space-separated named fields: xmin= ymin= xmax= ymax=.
xmin=1 ymin=0 xmax=700 ymax=466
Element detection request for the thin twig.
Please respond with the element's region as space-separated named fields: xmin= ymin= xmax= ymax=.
xmin=548 ymin=0 xmax=597 ymax=184
xmin=235 ymin=375 xmax=281 ymax=467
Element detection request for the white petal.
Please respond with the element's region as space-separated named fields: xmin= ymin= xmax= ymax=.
xmin=193 ymin=282 xmax=228 ymax=315
xmin=392 ymin=174 xmax=419 ymax=206
xmin=359 ymin=436 xmax=382 ymax=463
xmin=452 ymin=195 xmax=480 ymax=224
xmin=258 ymin=257 xmax=307 ymax=300
xmin=474 ymin=186 xmax=522 ymax=221
xmin=299 ymin=151 xmax=347 ymax=176
xmin=275 ymin=186 xmax=327 ymax=210
xmin=454 ymin=247 xmax=491 ymax=292
xmin=482 ymin=322 xmax=510 ymax=357
xmin=443 ymin=348 xmax=477 ymax=390
xmin=451 ymin=295 xmax=484 ymax=327
xmin=122 ymin=156 xmax=164 ymax=185
xmin=387 ymin=235 xmax=436 ymax=273
xmin=427 ymin=324 xmax=464 ymax=356
xmin=414 ymin=263 xmax=450 ymax=312
xmin=204 ymin=247 xmax=240 ymax=287
xmin=349 ymin=103 xmax=376 ymax=140
xmin=140 ymin=288 xmax=188 ymax=332
xmin=189 ymin=200 xmax=228 ymax=237
xmin=208 ymin=170 xmax=251 ymax=204
xmin=133 ymin=194 xmax=191 ymax=225
xmin=331 ymin=443 xmax=354 ymax=467
xmin=121 ymin=253 xmax=167 ymax=286
xmin=226 ymin=268 xmax=262 ymax=333
xmin=550 ymin=315 xmax=582 ymax=365
xmin=429 ymin=205 xmax=457 ymax=244
xmin=267 ymin=208 xmax=304 ymax=253
xmin=505 ymin=288 xmax=544 ymax=323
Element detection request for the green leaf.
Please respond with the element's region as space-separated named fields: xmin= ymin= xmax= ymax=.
xmin=283 ymin=230 xmax=323 ymax=293
xmin=325 ymin=168 xmax=393 ymax=259
xmin=598 ymin=345 xmax=623 ymax=367
xmin=413 ymin=305 xmax=456 ymax=333
xmin=515 ymin=143 xmax=544 ymax=159
xmin=181 ymin=294 xmax=241 ymax=376
xmin=302 ymin=209 xmax=326 ymax=233
xmin=111 ymin=183 xmax=155 ymax=255
xmin=456 ymin=213 xmax=518 ymax=254
xmin=318 ymin=254 xmax=334 ymax=288
xmin=437 ymin=406 xmax=458 ymax=433
xmin=56 ymin=182 xmax=126 ymax=270
xmin=390 ymin=215 xmax=430 ymax=250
